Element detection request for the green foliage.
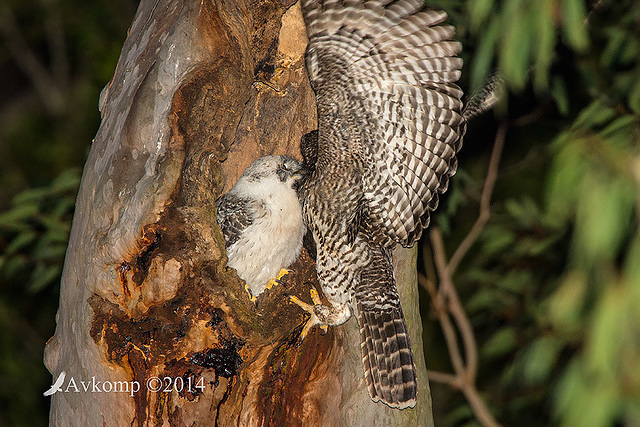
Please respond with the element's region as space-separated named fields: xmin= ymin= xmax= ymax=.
xmin=0 ymin=168 xmax=80 ymax=293
xmin=545 ymin=105 xmax=640 ymax=427
xmin=0 ymin=168 xmax=80 ymax=426
xmin=432 ymin=0 xmax=595 ymax=95
xmin=423 ymin=1 xmax=640 ymax=426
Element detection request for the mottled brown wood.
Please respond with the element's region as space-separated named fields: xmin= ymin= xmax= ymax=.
xmin=44 ymin=0 xmax=432 ymax=425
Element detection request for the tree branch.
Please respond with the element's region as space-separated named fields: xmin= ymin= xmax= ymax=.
xmin=446 ymin=122 xmax=507 ymax=277
xmin=430 ymin=229 xmax=478 ymax=381
xmin=427 ymin=367 xmax=499 ymax=427
xmin=420 ymin=270 xmax=500 ymax=427
xmin=420 ymin=123 xmax=508 ymax=427
xmin=425 ymin=370 xmax=461 ymax=387
xmin=419 ymin=273 xmax=465 ymax=375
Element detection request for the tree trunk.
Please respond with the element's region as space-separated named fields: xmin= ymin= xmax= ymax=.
xmin=44 ymin=0 xmax=433 ymax=425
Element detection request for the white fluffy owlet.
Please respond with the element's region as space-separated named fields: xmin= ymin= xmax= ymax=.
xmin=217 ymin=155 xmax=307 ymax=298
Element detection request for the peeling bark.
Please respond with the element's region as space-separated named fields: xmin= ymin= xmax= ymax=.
xmin=44 ymin=0 xmax=433 ymax=425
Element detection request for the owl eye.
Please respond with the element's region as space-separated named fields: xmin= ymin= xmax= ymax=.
xmin=282 ymin=162 xmax=290 ymax=171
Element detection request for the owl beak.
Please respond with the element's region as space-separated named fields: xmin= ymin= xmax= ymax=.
xmin=292 ymin=163 xmax=310 ymax=180
xmin=291 ymin=164 xmax=309 ymax=191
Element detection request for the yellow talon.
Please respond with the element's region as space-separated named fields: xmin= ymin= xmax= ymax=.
xmin=245 ymin=283 xmax=257 ymax=302
xmin=289 ymin=294 xmax=314 ymax=312
xmin=266 ymin=278 xmax=277 ymax=290
xmin=276 ymin=268 xmax=291 ymax=280
xmin=298 ymin=318 xmax=316 ymax=341
xmin=309 ymin=288 xmax=321 ymax=304
xmin=289 ymin=287 xmax=328 ymax=339
xmin=307 ymin=288 xmax=328 ymax=333
xmin=266 ymin=268 xmax=292 ymax=290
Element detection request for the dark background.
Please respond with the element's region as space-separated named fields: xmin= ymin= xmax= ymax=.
xmin=1 ymin=0 xmax=638 ymax=425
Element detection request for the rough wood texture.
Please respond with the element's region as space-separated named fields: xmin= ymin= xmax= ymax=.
xmin=44 ymin=0 xmax=433 ymax=425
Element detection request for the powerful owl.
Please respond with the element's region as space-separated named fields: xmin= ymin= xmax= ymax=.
xmin=217 ymin=156 xmax=308 ymax=299
xmin=291 ymin=0 xmax=466 ymax=409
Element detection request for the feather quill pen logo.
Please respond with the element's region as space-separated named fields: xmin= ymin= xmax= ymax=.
xmin=44 ymin=371 xmax=66 ymax=396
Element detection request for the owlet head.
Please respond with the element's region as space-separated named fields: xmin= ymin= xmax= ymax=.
xmin=239 ymin=155 xmax=307 ymax=195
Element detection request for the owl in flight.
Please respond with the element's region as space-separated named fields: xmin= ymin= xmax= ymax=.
xmin=290 ymin=0 xmax=466 ymax=409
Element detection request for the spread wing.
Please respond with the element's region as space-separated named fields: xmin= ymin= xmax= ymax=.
xmin=303 ymin=0 xmax=465 ymax=247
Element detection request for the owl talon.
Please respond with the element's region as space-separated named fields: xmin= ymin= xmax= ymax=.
xmin=309 ymin=287 xmax=322 ymax=304
xmin=288 ymin=294 xmax=314 ymax=313
xmin=244 ymin=283 xmax=257 ymax=303
xmin=308 ymin=288 xmax=329 ymax=333
xmin=289 ymin=287 xmax=328 ymax=341
xmin=266 ymin=268 xmax=293 ymax=290
xmin=265 ymin=278 xmax=278 ymax=290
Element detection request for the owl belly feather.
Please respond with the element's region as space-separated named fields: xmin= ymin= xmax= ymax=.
xmin=227 ymin=193 xmax=305 ymax=297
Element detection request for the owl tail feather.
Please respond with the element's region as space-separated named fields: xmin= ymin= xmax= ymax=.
xmin=357 ymin=303 xmax=418 ymax=409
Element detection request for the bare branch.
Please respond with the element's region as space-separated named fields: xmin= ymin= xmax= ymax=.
xmin=585 ymin=0 xmax=605 ymax=24
xmin=430 ymin=229 xmax=478 ymax=380
xmin=418 ymin=273 xmax=465 ymax=375
xmin=427 ymin=369 xmax=500 ymax=427
xmin=446 ymin=122 xmax=507 ymax=276
xmin=426 ymin=370 xmax=461 ymax=388
xmin=422 ymin=269 xmax=501 ymax=427
xmin=460 ymin=385 xmax=501 ymax=427
xmin=420 ymin=123 xmax=509 ymax=427
xmin=510 ymin=103 xmax=548 ymax=128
